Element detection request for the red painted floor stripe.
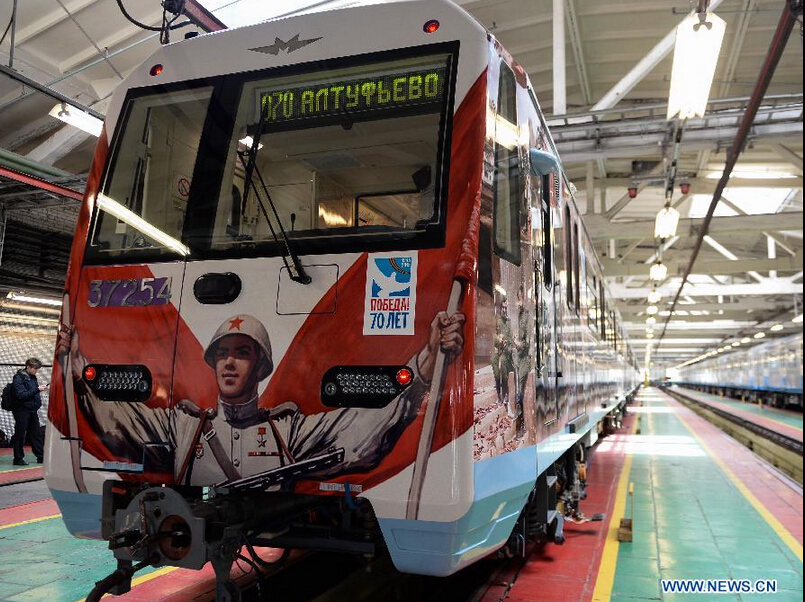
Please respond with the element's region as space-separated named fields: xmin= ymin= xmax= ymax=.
xmin=0 ymin=465 xmax=43 ymax=484
xmin=0 ymin=498 xmax=60 ymax=527
xmin=663 ymin=392 xmax=803 ymax=545
xmin=494 ymin=413 xmax=636 ymax=602
xmin=680 ymin=389 xmax=803 ymax=441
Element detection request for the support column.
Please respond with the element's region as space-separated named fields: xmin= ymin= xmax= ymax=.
xmin=767 ymin=235 xmax=777 ymax=279
xmin=586 ymin=161 xmax=595 ymax=214
xmin=553 ymin=0 xmax=566 ymax=115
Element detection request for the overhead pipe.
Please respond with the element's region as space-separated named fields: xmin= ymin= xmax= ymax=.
xmin=659 ymin=0 xmax=803 ymax=345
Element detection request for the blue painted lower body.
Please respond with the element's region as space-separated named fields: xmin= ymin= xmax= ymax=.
xmin=378 ymin=394 xmax=631 ymax=576
xmin=50 ymin=488 xmax=103 ymax=539
xmin=378 ymin=444 xmax=536 ymax=576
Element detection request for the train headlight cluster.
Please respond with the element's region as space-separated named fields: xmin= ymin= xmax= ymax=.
xmin=84 ymin=364 xmax=152 ymax=402
xmin=321 ymin=366 xmax=414 ymax=408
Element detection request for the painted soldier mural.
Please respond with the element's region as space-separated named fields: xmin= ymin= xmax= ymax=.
xmin=56 ymin=311 xmax=465 ymax=488
xmin=513 ymin=285 xmax=530 ymax=437
xmin=491 ymin=298 xmax=515 ymax=411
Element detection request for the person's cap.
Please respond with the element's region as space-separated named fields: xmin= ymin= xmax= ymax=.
xmin=204 ymin=315 xmax=273 ymax=380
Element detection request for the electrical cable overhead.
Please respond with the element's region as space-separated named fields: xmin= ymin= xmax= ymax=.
xmin=115 ymin=0 xmax=193 ymax=44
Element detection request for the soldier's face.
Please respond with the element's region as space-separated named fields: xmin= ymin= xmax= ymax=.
xmin=213 ymin=334 xmax=260 ymax=403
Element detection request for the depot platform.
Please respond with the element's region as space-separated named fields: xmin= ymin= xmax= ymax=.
xmin=0 ymin=387 xmax=799 ymax=602
xmin=672 ymin=387 xmax=803 ymax=442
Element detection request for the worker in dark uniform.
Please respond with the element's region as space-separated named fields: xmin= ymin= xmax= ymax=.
xmin=11 ymin=357 xmax=47 ymax=465
xmin=491 ymin=298 xmax=514 ymax=408
xmin=56 ymin=311 xmax=465 ymax=488
xmin=513 ymin=286 xmax=530 ymax=437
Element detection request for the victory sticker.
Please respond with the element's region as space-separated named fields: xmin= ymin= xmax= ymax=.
xmin=364 ymin=252 xmax=417 ymax=336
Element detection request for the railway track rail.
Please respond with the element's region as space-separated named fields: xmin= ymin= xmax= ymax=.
xmin=662 ymin=386 xmax=803 ymax=484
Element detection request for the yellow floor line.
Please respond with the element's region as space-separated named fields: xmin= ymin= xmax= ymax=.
xmin=0 ymin=513 xmax=61 ymax=530
xmin=71 ymin=566 xmax=179 ymax=602
xmin=671 ymin=395 xmax=804 ymax=563
xmin=590 ymin=409 xmax=640 ymax=602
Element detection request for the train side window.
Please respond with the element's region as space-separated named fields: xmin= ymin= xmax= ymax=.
xmin=599 ymin=282 xmax=606 ymax=339
xmin=564 ymin=205 xmax=573 ymax=309
xmin=588 ymin=270 xmax=599 ymax=334
xmin=492 ymin=63 xmax=522 ymax=265
xmin=541 ymin=175 xmax=553 ymax=289
xmin=573 ymin=221 xmax=581 ymax=311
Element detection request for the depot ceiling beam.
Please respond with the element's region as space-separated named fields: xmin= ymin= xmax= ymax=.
xmin=601 ymin=252 xmax=804 ymax=277
xmin=9 ymin=0 xmax=100 ymax=46
xmin=767 ymin=143 xmax=804 ymax=174
xmin=557 ymin=121 xmax=803 ymax=162
xmin=619 ymin=300 xmax=789 ymax=313
xmin=592 ymin=177 xmax=802 ymax=190
xmin=0 ymin=166 xmax=83 ymax=202
xmin=0 ymin=64 xmax=103 ymax=120
xmin=58 ymin=8 xmax=166 ymax=74
xmin=622 ymin=310 xmax=781 ymax=322
xmin=566 ymin=0 xmax=592 ymax=106
xmin=590 ymin=0 xmax=727 ymax=110
xmin=717 ymin=0 xmax=756 ymax=98
xmin=610 ymin=279 xmax=803 ymax=299
xmin=588 ymin=211 xmax=803 ymax=241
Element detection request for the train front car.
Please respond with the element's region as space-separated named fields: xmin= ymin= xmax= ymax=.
xmin=45 ymin=1 xmax=639 ymax=598
xmin=45 ymin=0 xmax=494 ymax=596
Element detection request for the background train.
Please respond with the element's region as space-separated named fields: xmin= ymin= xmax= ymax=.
xmin=674 ymin=333 xmax=803 ymax=410
xmin=44 ymin=1 xmax=639 ymax=599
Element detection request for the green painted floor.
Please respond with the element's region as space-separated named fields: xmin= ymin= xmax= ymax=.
xmin=611 ymin=390 xmax=803 ymax=602
xmin=0 ymin=454 xmax=40 ymax=474
xmin=686 ymin=391 xmax=803 ymax=431
xmin=0 ymin=516 xmax=159 ymax=602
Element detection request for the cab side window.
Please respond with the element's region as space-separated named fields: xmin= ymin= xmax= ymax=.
xmin=493 ymin=63 xmax=522 ymax=265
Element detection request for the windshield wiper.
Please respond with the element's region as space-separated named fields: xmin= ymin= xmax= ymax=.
xmin=239 ymin=113 xmax=311 ymax=285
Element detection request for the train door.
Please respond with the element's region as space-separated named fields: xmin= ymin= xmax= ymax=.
xmin=531 ymin=171 xmax=558 ymax=428
xmin=550 ymin=175 xmax=567 ymax=423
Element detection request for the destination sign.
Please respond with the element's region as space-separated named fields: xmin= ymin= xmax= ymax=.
xmin=257 ymin=65 xmax=447 ymax=131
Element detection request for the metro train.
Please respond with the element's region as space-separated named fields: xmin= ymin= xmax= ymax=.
xmin=675 ymin=333 xmax=803 ymax=409
xmin=45 ymin=1 xmax=639 ymax=599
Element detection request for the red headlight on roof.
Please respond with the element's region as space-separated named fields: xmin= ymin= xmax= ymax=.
xmin=423 ymin=20 xmax=440 ymax=34
xmin=150 ymin=64 xmax=164 ymax=77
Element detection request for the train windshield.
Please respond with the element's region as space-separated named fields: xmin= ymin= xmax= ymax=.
xmin=207 ymin=51 xmax=452 ymax=254
xmin=86 ymin=50 xmax=453 ymax=263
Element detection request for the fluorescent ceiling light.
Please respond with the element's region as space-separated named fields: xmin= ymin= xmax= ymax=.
xmin=97 ymin=193 xmax=190 ymax=256
xmin=770 ymin=324 xmax=784 ymax=332
xmin=793 ymin=314 xmax=803 ymax=323
xmin=754 ymin=332 xmax=766 ymax=339
xmin=646 ymin=316 xmax=657 ymax=325
xmin=740 ymin=337 xmax=751 ymax=344
xmin=239 ymin=136 xmax=264 ymax=150
xmin=650 ymin=261 xmax=668 ymax=282
xmin=49 ymin=102 xmax=103 ymax=137
xmin=5 ymin=292 xmax=62 ymax=307
xmin=667 ymin=12 xmax=726 ymax=120
xmin=646 ymin=305 xmax=659 ymax=316
xmin=655 ymin=205 xmax=680 ymax=239
xmin=648 ymin=290 xmax=662 ymax=304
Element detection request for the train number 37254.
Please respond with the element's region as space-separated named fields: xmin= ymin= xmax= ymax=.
xmin=87 ymin=277 xmax=172 ymax=308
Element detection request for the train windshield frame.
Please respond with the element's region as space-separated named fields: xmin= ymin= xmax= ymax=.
xmin=85 ymin=43 xmax=458 ymax=265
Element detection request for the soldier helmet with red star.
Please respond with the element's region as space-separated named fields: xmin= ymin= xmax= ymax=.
xmin=203 ymin=315 xmax=273 ymax=380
